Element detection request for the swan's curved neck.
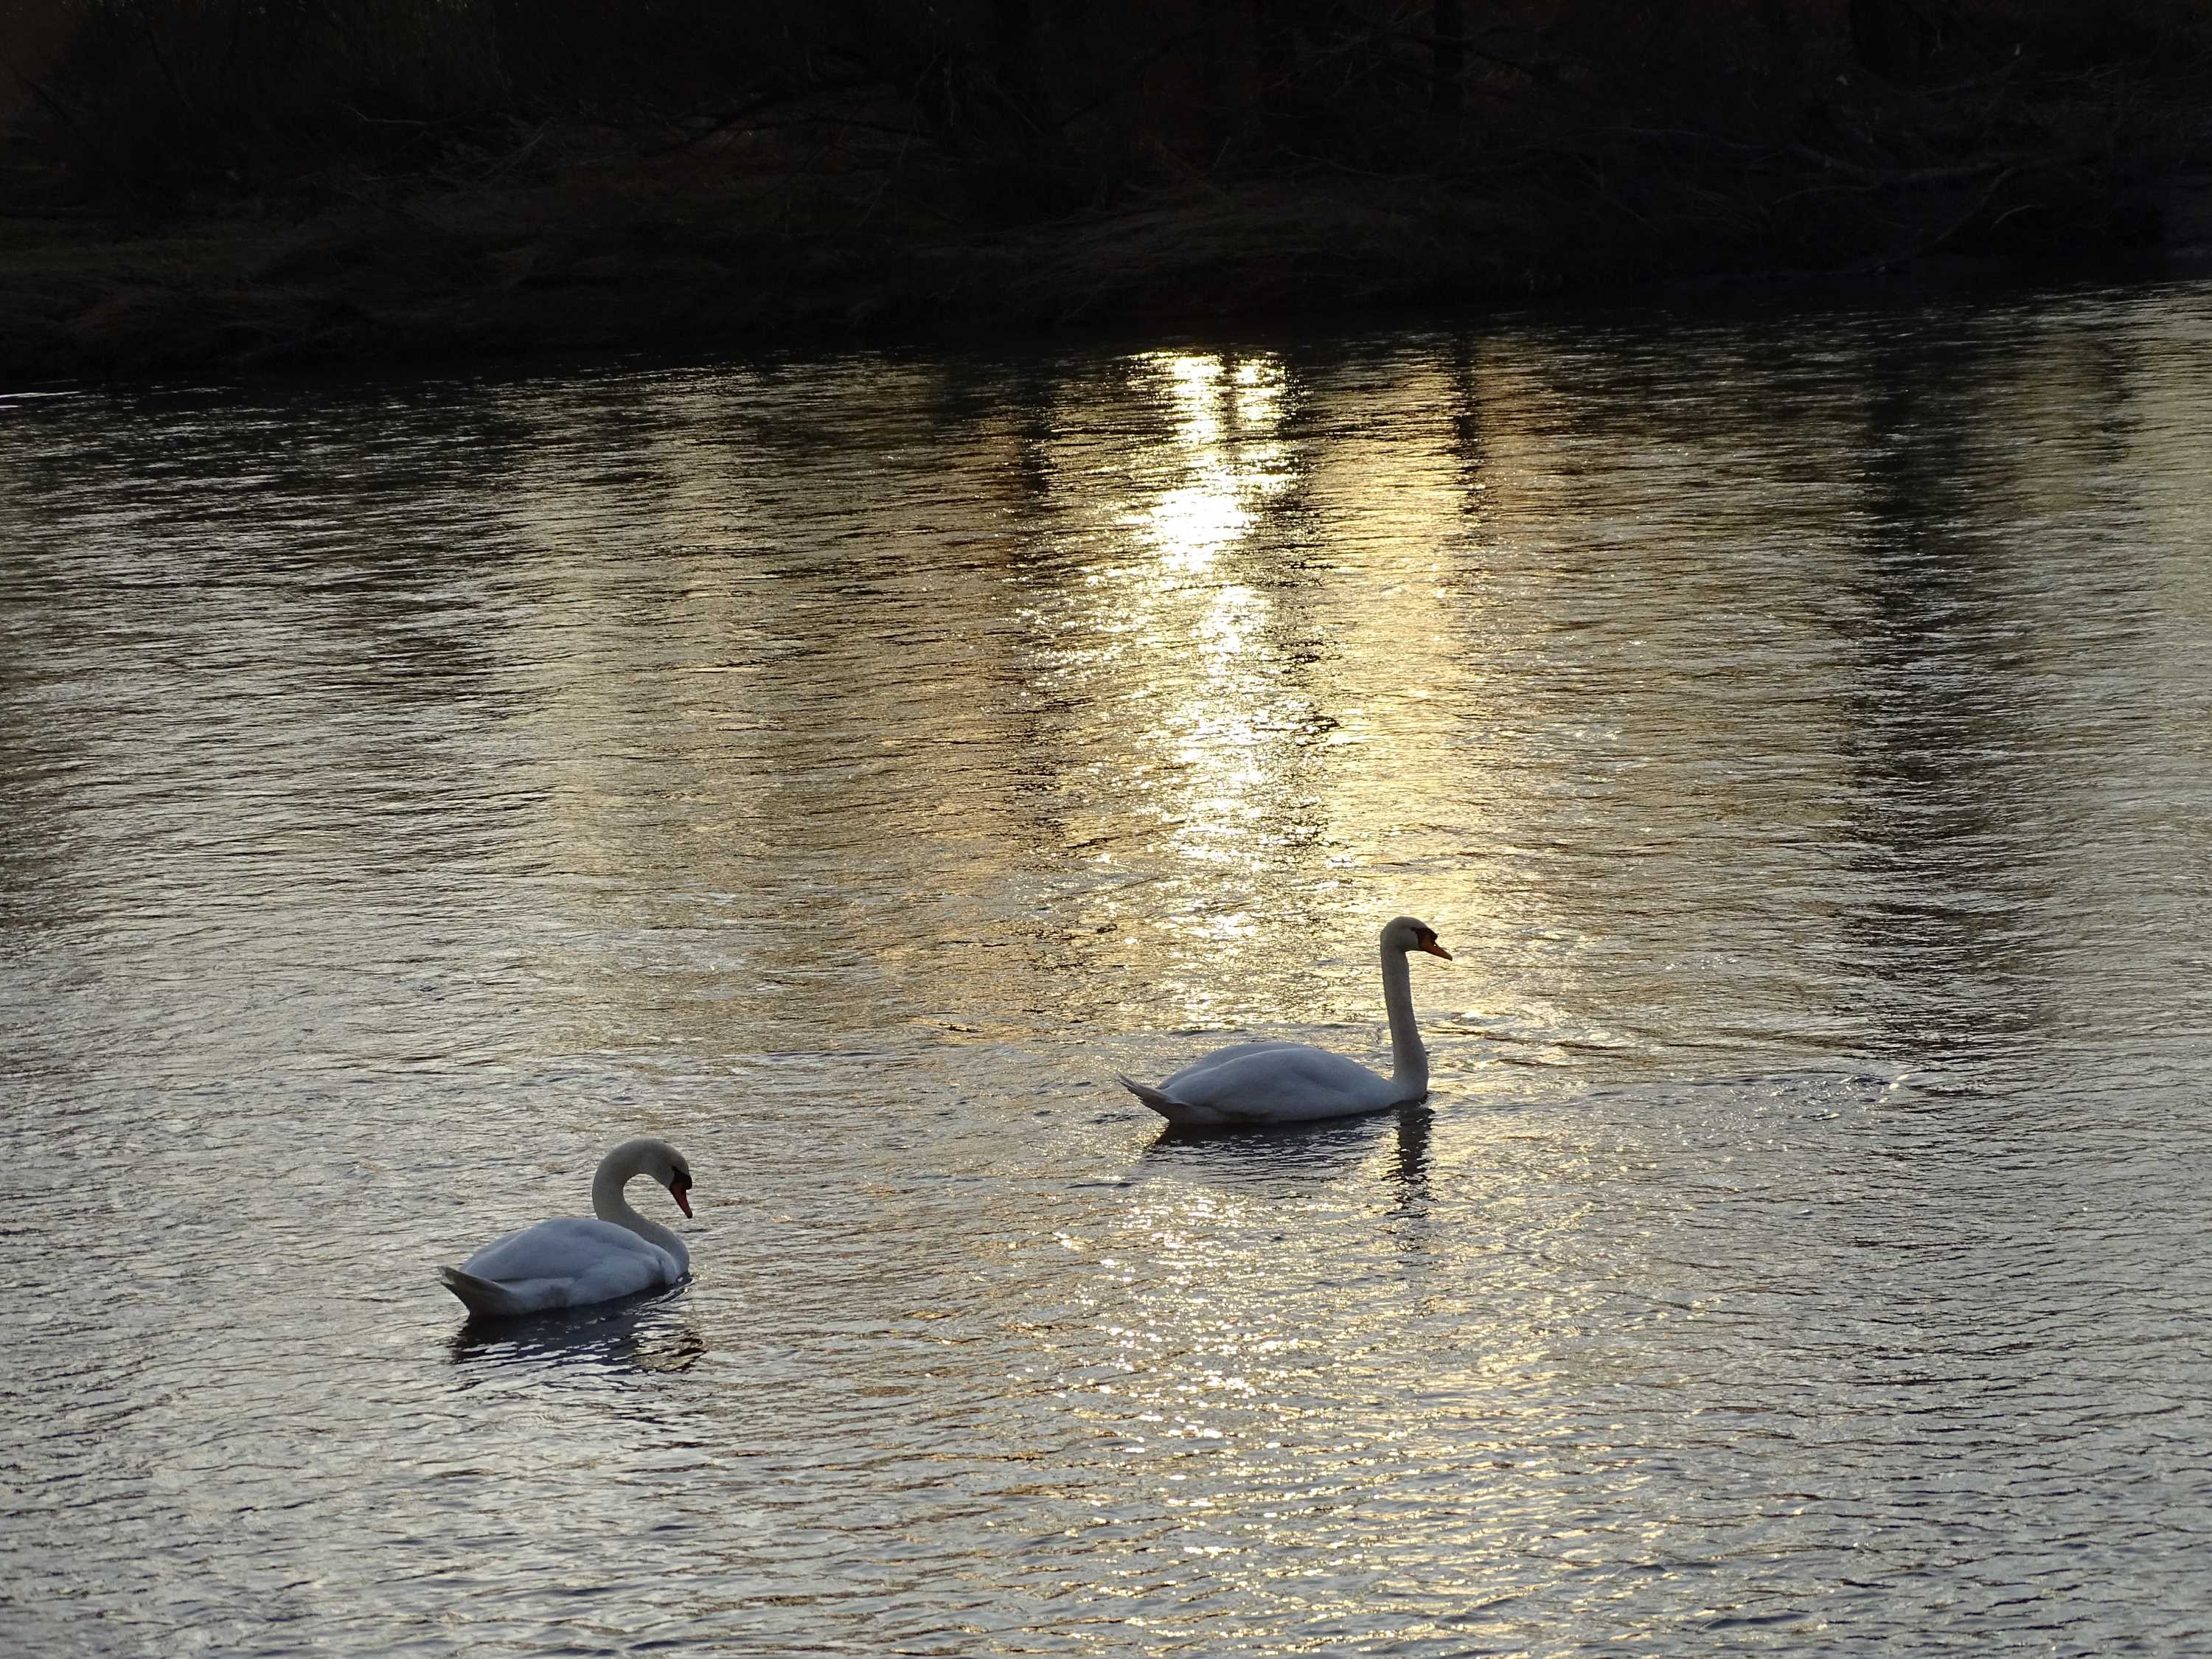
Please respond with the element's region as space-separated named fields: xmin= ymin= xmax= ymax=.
xmin=592 ymin=1158 xmax=689 ymax=1276
xmin=1381 ymin=942 xmax=1427 ymax=1099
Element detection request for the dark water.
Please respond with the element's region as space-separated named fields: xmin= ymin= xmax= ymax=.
xmin=4 ymin=283 xmax=2211 ymax=1656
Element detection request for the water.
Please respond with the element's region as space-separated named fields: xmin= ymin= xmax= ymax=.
xmin=4 ymin=282 xmax=2211 ymax=1656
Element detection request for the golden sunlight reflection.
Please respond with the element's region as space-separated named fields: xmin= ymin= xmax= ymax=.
xmin=451 ymin=316 xmax=2199 ymax=1078
xmin=1127 ymin=352 xmax=1302 ymax=902
xmin=467 ymin=346 xmax=1552 ymax=1052
xmin=1065 ymin=348 xmax=1515 ymax=1034
xmin=1077 ymin=352 xmax=1321 ymax=1014
xmin=1136 ymin=353 xmax=1292 ymax=576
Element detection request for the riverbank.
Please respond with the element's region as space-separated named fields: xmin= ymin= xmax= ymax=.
xmin=10 ymin=0 xmax=2212 ymax=387
xmin=8 ymin=152 xmax=2209 ymax=387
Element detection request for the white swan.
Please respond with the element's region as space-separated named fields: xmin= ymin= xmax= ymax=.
xmin=438 ymin=1137 xmax=694 ymax=1319
xmin=1119 ymin=915 xmax=1453 ymax=1129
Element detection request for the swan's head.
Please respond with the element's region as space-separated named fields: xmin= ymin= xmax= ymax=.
xmin=1384 ymin=915 xmax=1453 ymax=961
xmin=655 ymin=1147 xmax=695 ymax=1218
xmin=609 ymin=1137 xmax=695 ymax=1217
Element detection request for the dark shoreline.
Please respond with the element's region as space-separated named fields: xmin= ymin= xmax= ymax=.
xmin=7 ymin=163 xmax=2211 ymax=389
xmin=13 ymin=0 xmax=2212 ymax=386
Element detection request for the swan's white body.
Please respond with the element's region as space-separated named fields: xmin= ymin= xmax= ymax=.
xmin=439 ymin=1137 xmax=694 ymax=1320
xmin=1121 ymin=916 xmax=1451 ymax=1130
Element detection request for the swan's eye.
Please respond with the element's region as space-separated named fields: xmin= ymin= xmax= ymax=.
xmin=671 ymin=1169 xmax=692 ymax=1189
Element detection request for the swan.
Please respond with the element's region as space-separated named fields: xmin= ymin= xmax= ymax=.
xmin=1119 ymin=915 xmax=1453 ymax=1130
xmin=438 ymin=1137 xmax=694 ymax=1319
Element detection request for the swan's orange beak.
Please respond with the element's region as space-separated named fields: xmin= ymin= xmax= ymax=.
xmin=1420 ymin=940 xmax=1453 ymax=960
xmin=672 ymin=1178 xmax=694 ymax=1217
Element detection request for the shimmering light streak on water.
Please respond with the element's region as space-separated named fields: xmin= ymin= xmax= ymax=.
xmin=3 ymin=282 xmax=2211 ymax=1655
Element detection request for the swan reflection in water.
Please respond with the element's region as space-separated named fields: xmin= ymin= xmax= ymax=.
xmin=1141 ymin=1101 xmax=1433 ymax=1189
xmin=447 ymin=1290 xmax=706 ymax=1380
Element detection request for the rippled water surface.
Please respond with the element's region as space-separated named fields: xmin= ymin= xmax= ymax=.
xmin=6 ymin=283 xmax=2212 ymax=1656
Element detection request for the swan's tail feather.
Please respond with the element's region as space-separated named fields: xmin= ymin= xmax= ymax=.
xmin=439 ymin=1266 xmax=530 ymax=1321
xmin=1117 ymin=1073 xmax=1187 ymax=1120
xmin=1116 ymin=1072 xmax=1266 ymax=1129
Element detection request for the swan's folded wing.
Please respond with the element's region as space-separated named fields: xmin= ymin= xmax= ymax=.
xmin=1173 ymin=1045 xmax=1399 ymax=1119
xmin=457 ymin=1217 xmax=671 ymax=1285
xmin=1159 ymin=1041 xmax=1311 ymax=1093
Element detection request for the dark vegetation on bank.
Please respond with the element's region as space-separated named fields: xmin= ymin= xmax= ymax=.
xmin=4 ymin=1 xmax=2211 ymax=379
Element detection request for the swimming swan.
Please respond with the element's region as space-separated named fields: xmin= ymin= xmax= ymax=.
xmin=438 ymin=1136 xmax=694 ymax=1319
xmin=1119 ymin=916 xmax=1452 ymax=1129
